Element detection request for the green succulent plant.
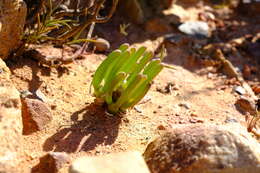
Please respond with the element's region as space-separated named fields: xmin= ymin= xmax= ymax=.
xmin=90 ymin=43 xmax=172 ymax=114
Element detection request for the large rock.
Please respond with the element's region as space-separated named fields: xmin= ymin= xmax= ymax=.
xmin=69 ymin=151 xmax=151 ymax=173
xmin=143 ymin=124 xmax=260 ymax=173
xmin=0 ymin=0 xmax=27 ymax=59
xmin=0 ymin=59 xmax=23 ymax=172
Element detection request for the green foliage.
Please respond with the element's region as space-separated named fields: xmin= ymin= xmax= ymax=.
xmin=16 ymin=0 xmax=119 ymax=57
xmin=19 ymin=0 xmax=75 ymax=57
xmin=23 ymin=9 xmax=73 ymax=45
xmin=90 ymin=44 xmax=171 ymax=114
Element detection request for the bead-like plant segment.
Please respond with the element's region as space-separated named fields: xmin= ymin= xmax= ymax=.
xmin=90 ymin=44 xmax=171 ymax=114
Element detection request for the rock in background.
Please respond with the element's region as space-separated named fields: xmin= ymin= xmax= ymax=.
xmin=118 ymin=0 xmax=176 ymax=24
xmin=0 ymin=59 xmax=23 ymax=172
xmin=0 ymin=0 xmax=27 ymax=59
xmin=144 ymin=124 xmax=260 ymax=173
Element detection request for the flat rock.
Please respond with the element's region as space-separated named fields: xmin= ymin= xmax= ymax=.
xmin=21 ymin=96 xmax=52 ymax=135
xmin=0 ymin=59 xmax=23 ymax=172
xmin=69 ymin=151 xmax=150 ymax=173
xmin=143 ymin=124 xmax=260 ymax=173
xmin=0 ymin=0 xmax=27 ymax=59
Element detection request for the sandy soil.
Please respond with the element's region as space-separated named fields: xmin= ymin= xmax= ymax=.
xmin=4 ymin=2 xmax=260 ymax=172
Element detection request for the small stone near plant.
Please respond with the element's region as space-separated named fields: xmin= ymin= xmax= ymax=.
xmin=21 ymin=95 xmax=52 ymax=135
xmin=69 ymin=151 xmax=150 ymax=173
xmin=178 ymin=21 xmax=210 ymax=38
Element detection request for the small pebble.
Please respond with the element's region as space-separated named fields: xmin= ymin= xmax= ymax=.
xmin=233 ymin=86 xmax=246 ymax=95
xmin=35 ymin=89 xmax=48 ymax=103
xmin=157 ymin=125 xmax=166 ymax=130
xmin=94 ymin=38 xmax=110 ymax=52
xmin=178 ymin=102 xmax=191 ymax=109
xmin=51 ymin=104 xmax=57 ymax=110
xmin=207 ymin=72 xmax=214 ymax=79
xmin=123 ymin=118 xmax=129 ymax=123
xmin=189 ymin=118 xmax=204 ymax=123
xmin=190 ymin=112 xmax=198 ymax=117
xmin=225 ymin=116 xmax=238 ymax=123
xmin=178 ymin=120 xmax=186 ymax=124
xmin=134 ymin=106 xmax=142 ymax=113
xmin=178 ymin=21 xmax=210 ymax=38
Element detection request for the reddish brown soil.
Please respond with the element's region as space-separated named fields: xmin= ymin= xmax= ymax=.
xmin=5 ymin=2 xmax=260 ymax=172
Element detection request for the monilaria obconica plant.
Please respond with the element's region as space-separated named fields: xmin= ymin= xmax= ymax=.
xmin=90 ymin=43 xmax=173 ymax=115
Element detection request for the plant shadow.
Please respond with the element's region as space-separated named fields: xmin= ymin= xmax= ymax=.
xmin=43 ymin=103 xmax=121 ymax=153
